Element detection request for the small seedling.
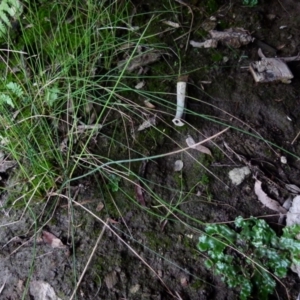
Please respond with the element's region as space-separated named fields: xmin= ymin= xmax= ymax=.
xmin=107 ymin=174 xmax=121 ymax=192
xmin=198 ymin=217 xmax=300 ymax=299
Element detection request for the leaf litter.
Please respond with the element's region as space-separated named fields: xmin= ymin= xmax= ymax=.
xmin=137 ymin=115 xmax=156 ymax=131
xmin=185 ymin=135 xmax=212 ymax=156
xmin=134 ymin=182 xmax=146 ymax=206
xmin=29 ymin=280 xmax=62 ymax=300
xmin=42 ymin=231 xmax=66 ymax=249
xmin=254 ymin=179 xmax=287 ymax=214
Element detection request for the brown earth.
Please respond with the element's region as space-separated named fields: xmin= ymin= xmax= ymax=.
xmin=1 ymin=0 xmax=300 ymax=299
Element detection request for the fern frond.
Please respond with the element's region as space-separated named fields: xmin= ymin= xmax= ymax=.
xmin=0 ymin=0 xmax=23 ymax=38
xmin=0 ymin=94 xmax=14 ymax=108
xmin=0 ymin=21 xmax=6 ymax=35
xmin=6 ymin=82 xmax=23 ymax=97
xmin=6 ymin=0 xmax=23 ymax=17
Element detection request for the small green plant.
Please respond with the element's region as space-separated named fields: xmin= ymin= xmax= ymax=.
xmin=198 ymin=217 xmax=300 ymax=300
xmin=0 ymin=81 xmax=23 ymax=107
xmin=0 ymin=0 xmax=23 ymax=37
xmin=242 ymin=0 xmax=258 ymax=6
xmin=107 ymin=174 xmax=121 ymax=192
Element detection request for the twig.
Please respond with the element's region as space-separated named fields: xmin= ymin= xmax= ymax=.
xmin=0 ymin=277 xmax=7 ymax=294
xmin=291 ymin=130 xmax=300 ymax=145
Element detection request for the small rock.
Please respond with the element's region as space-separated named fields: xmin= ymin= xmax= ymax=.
xmin=105 ymin=271 xmax=118 ymax=289
xmin=129 ymin=284 xmax=140 ymax=294
xmin=280 ymin=156 xmax=287 ymax=164
xmin=174 ymin=160 xmax=183 ymax=171
xmin=228 ymin=166 xmax=251 ymax=185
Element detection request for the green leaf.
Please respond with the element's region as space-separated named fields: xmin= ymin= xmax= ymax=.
xmin=206 ymin=224 xmax=237 ymax=243
xmin=6 ymin=81 xmax=23 ymax=97
xmin=0 ymin=94 xmax=14 ymax=107
xmin=198 ymin=235 xmax=226 ymax=258
xmin=256 ymin=270 xmax=276 ymax=299
xmin=198 ymin=235 xmax=209 ymax=251
xmin=0 ymin=0 xmax=23 ymax=38
xmin=234 ymin=216 xmax=245 ymax=227
xmin=280 ymin=237 xmax=300 ymax=252
xmin=204 ymin=259 xmax=214 ymax=269
xmin=107 ymin=174 xmax=121 ymax=192
xmin=238 ymin=217 xmax=277 ymax=247
xmin=240 ymin=280 xmax=252 ymax=300
xmin=256 ymin=248 xmax=290 ymax=277
xmin=197 ymin=216 xmax=299 ymax=300
xmin=45 ymin=86 xmax=60 ymax=107
xmin=282 ymin=224 xmax=300 ymax=239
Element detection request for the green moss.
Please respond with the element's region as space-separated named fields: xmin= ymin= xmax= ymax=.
xmin=93 ymin=256 xmax=105 ymax=273
xmin=210 ymin=51 xmax=223 ymax=62
xmin=173 ymin=172 xmax=184 ymax=187
xmin=144 ymin=230 xmax=172 ymax=250
xmin=190 ymin=279 xmax=206 ymax=289
xmin=213 ymin=146 xmax=225 ymax=161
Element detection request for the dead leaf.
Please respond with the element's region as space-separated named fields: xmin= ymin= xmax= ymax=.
xmin=186 ymin=135 xmax=212 ymax=156
xmin=105 ymin=271 xmax=118 ymax=289
xmin=17 ymin=280 xmax=24 ymax=292
xmin=277 ymin=44 xmax=286 ymax=50
xmin=254 ymin=180 xmax=287 ymax=213
xmin=129 ymin=284 xmax=140 ymax=294
xmin=285 ymin=184 xmax=300 ymax=194
xmin=117 ymin=51 xmax=161 ymax=72
xmin=196 ymin=190 xmax=201 ymax=197
xmin=209 ymin=28 xmax=254 ymax=48
xmin=190 ymin=39 xmax=218 ymax=48
xmin=107 ymin=218 xmax=119 ymax=224
xmin=144 ymin=100 xmax=155 ymax=109
xmin=42 ymin=231 xmax=65 ymax=249
xmin=96 ymin=202 xmax=104 ymax=212
xmin=29 ymin=280 xmax=62 ymax=300
xmin=137 ymin=115 xmax=156 ymax=131
xmin=0 ymin=160 xmax=16 ymax=172
xmin=160 ymin=219 xmax=168 ymax=231
xmin=135 ymin=182 xmax=146 ymax=206
xmin=162 ymin=20 xmax=180 ymax=28
xmin=135 ymin=81 xmax=145 ymax=89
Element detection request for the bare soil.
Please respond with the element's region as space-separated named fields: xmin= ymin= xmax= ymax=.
xmin=1 ymin=0 xmax=300 ymax=299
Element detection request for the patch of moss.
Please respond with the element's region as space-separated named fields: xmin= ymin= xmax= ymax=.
xmin=210 ymin=51 xmax=223 ymax=63
xmin=144 ymin=230 xmax=172 ymax=251
xmin=190 ymin=279 xmax=206 ymax=290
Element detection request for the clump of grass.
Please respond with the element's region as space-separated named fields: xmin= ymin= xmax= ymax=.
xmin=0 ymin=0 xmax=137 ymax=205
